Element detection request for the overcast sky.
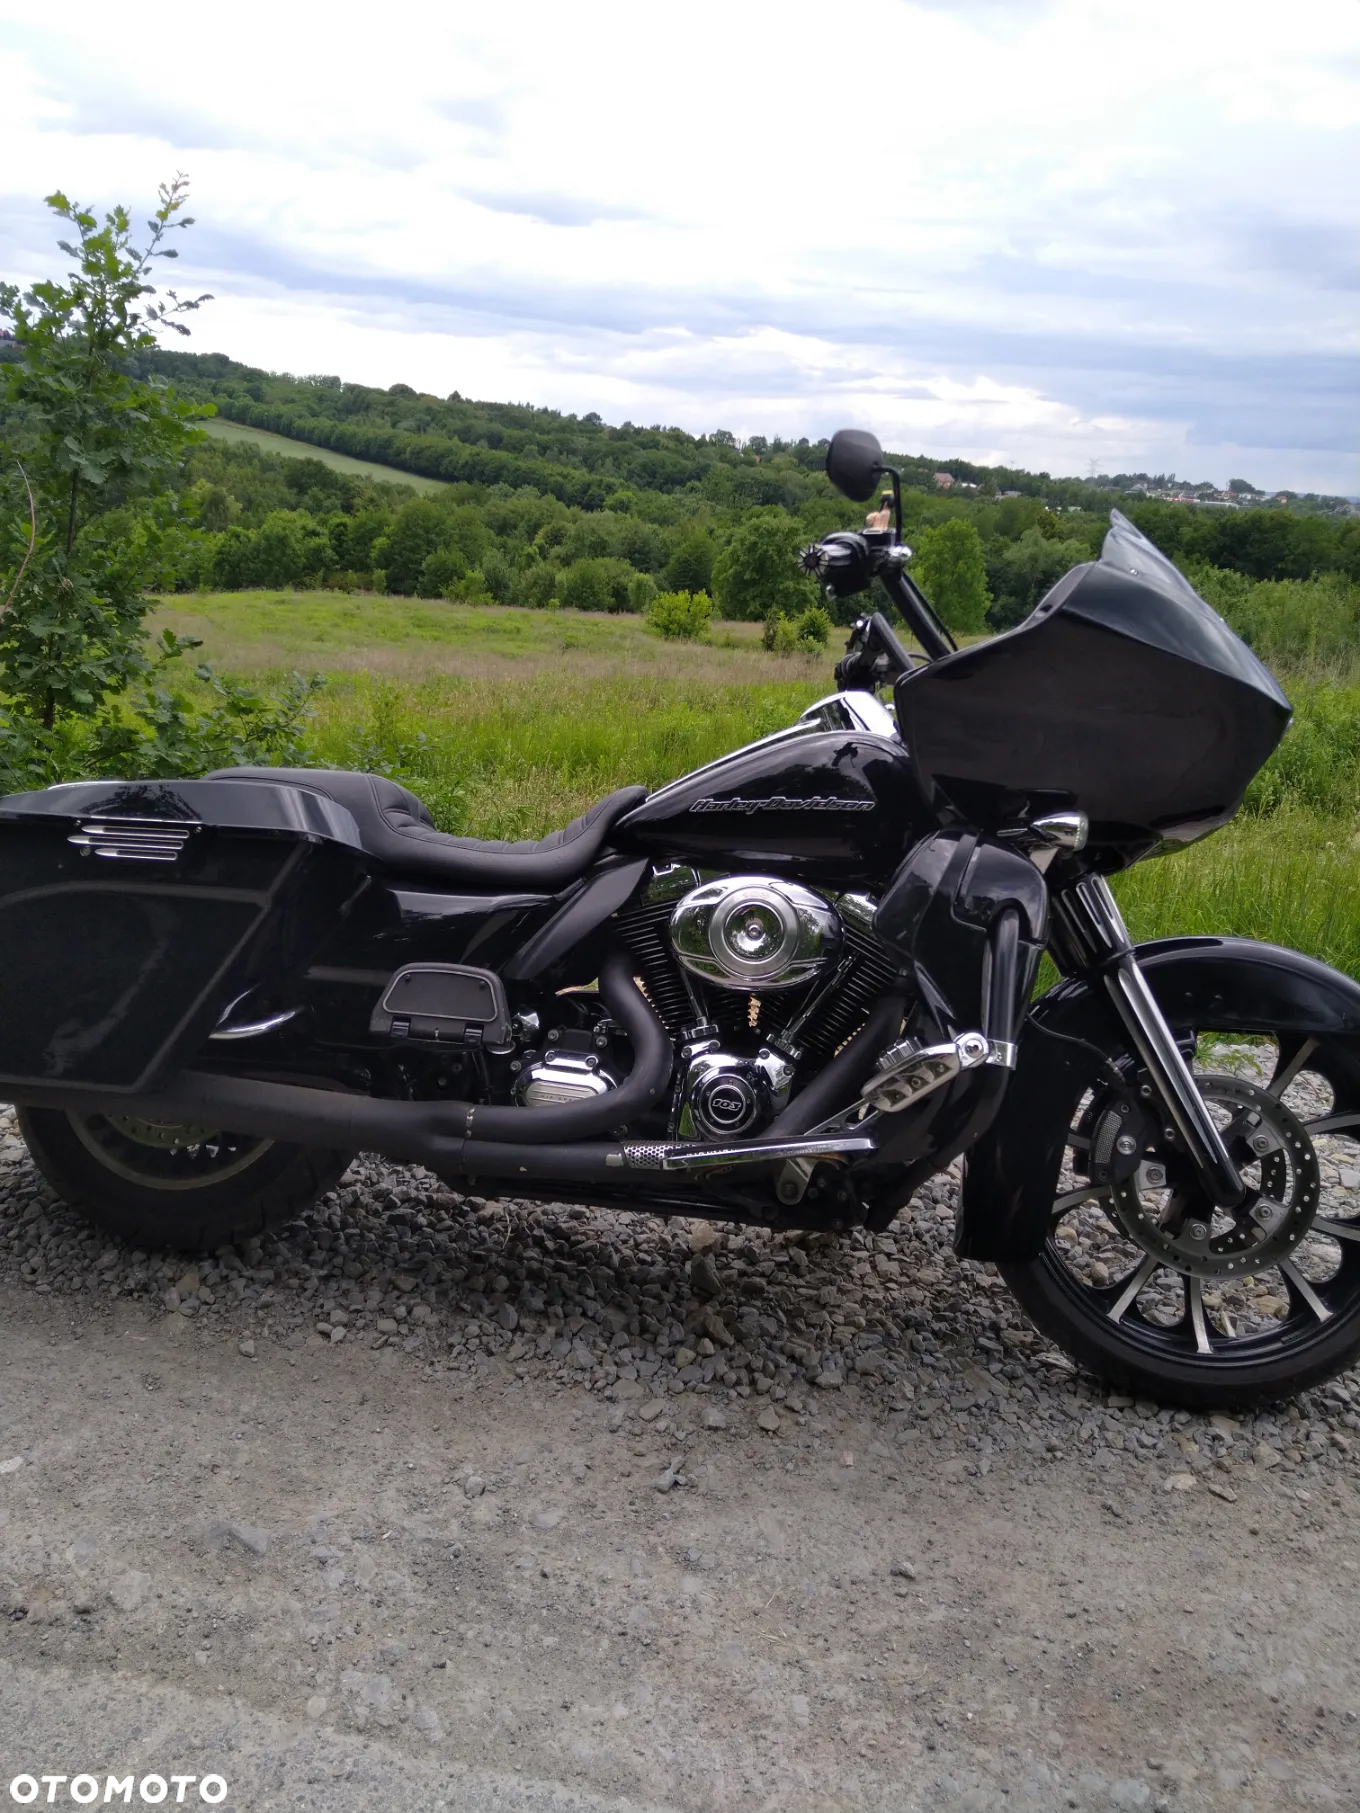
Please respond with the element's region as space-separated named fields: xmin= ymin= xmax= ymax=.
xmin=2 ymin=0 xmax=1356 ymax=492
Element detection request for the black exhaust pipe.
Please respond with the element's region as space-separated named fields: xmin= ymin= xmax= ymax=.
xmin=8 ymin=950 xmax=671 ymax=1182
xmin=764 ymin=989 xmax=907 ymax=1138
xmin=9 ymin=957 xmax=901 ymax=1185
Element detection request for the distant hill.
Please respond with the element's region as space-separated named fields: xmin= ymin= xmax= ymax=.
xmin=130 ymin=347 xmax=1342 ymax=519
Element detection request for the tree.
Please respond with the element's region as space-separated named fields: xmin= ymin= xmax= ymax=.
xmin=711 ymin=508 xmax=816 ymax=621
xmin=664 ymin=528 xmax=715 ymax=596
xmin=986 ymin=527 xmax=1090 ymax=629
xmin=0 ymin=178 xmax=210 ymax=726
xmin=911 ymin=518 xmax=992 ymax=635
xmin=371 ymin=498 xmax=448 ymax=594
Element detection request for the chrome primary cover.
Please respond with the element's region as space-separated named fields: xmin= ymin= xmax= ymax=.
xmin=669 ymin=876 xmax=842 ymax=991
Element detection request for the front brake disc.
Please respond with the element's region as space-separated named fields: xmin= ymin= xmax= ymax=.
xmin=1098 ymin=1073 xmax=1320 ymax=1280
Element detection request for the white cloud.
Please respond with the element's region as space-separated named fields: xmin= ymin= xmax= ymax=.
xmin=0 ymin=0 xmax=1357 ymax=489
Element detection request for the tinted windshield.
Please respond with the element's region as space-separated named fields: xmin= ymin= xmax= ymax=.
xmin=1059 ymin=510 xmax=1290 ymax=704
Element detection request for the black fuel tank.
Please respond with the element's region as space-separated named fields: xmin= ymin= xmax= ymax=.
xmin=615 ymin=727 xmax=929 ymax=885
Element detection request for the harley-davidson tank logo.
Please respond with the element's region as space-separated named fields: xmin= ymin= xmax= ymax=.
xmin=689 ymin=794 xmax=875 ymax=814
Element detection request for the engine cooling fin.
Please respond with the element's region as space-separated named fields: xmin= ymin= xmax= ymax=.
xmin=791 ymin=916 xmax=906 ymax=1066
xmin=614 ymin=897 xmax=694 ymax=1033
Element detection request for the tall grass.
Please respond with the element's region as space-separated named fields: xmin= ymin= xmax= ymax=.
xmin=1116 ymin=809 xmax=1360 ymax=978
xmin=307 ymin=671 xmax=829 ymax=838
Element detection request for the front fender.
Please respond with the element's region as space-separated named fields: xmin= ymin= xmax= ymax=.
xmin=956 ymin=936 xmax=1360 ymax=1263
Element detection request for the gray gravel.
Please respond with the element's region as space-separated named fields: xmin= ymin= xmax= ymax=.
xmin=2 ymin=1102 xmax=1358 ymax=1491
xmin=4 ymin=1098 xmax=1360 ymax=1813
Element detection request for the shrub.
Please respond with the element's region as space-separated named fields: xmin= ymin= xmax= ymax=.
xmin=628 ymin=573 xmax=659 ymax=615
xmin=449 ymin=567 xmax=492 ymax=605
xmin=519 ymin=562 xmax=558 ymax=609
xmin=1233 ymin=574 xmax=1359 ymax=675
xmin=417 ymin=547 xmax=467 ymax=598
xmin=647 ymin=589 xmax=714 ymax=641
xmin=795 ymin=604 xmax=831 ymax=648
xmin=762 ymin=613 xmax=801 ymax=653
xmin=559 ymin=556 xmax=635 ymax=613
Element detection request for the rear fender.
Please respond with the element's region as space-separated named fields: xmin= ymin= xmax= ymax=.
xmin=957 ymin=936 xmax=1360 ymax=1263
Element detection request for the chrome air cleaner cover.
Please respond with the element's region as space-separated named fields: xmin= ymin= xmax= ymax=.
xmin=669 ymin=875 xmax=842 ymax=990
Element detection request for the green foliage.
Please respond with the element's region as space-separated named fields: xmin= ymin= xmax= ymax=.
xmin=985 ymin=527 xmax=1092 ymax=629
xmin=0 ymin=178 xmax=210 ymax=727
xmin=664 ymin=528 xmax=715 ymax=595
xmin=0 ymin=637 xmax=323 ymax=795
xmin=558 ymin=556 xmax=635 ymax=614
xmin=627 ymin=572 xmax=659 ymax=615
xmin=1115 ymin=807 xmax=1360 ymax=984
xmin=762 ymin=605 xmax=829 ymax=653
xmin=87 ymin=664 xmax=323 ymax=779
xmin=712 ymin=508 xmax=817 ymax=621
xmin=1246 ymin=682 xmax=1360 ymax=817
xmin=646 ymin=589 xmax=715 ymax=641
xmin=519 ymin=562 xmax=558 ymax=610
xmin=480 ymin=549 xmax=517 ymax=606
xmin=1125 ymin=500 xmax=1355 ymax=583
xmin=1228 ymin=574 xmax=1359 ymax=675
xmin=911 ymin=518 xmax=991 ymax=634
xmin=371 ymin=498 xmax=449 ymax=595
xmin=417 ymin=546 xmax=468 ymax=599
xmin=762 ymin=614 xmax=798 ymax=653
xmin=795 ymin=603 xmax=831 ymax=647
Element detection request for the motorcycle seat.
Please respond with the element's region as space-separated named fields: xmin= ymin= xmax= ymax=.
xmin=204 ymin=767 xmax=647 ymax=890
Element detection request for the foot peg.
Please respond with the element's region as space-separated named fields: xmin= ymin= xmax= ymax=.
xmin=861 ymin=1031 xmax=1016 ymax=1114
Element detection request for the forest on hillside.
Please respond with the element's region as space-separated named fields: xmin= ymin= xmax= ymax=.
xmin=2 ymin=338 xmax=1358 ymax=647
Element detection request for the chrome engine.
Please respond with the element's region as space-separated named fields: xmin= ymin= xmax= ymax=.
xmin=669 ymin=875 xmax=841 ymax=991
xmin=610 ymin=868 xmax=908 ymax=1146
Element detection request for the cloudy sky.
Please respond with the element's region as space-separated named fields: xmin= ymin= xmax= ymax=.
xmin=2 ymin=0 xmax=1356 ymax=491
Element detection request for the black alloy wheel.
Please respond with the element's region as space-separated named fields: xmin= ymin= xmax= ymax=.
xmin=1001 ymin=1032 xmax=1360 ymax=1408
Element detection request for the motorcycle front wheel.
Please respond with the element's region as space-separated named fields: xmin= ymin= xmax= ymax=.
xmin=1000 ymin=1030 xmax=1360 ymax=1408
xmin=17 ymin=1107 xmax=351 ymax=1254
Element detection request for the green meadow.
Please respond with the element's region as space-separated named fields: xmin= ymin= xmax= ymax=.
xmin=199 ymin=417 xmax=449 ymax=494
xmin=155 ymin=590 xmax=1360 ymax=978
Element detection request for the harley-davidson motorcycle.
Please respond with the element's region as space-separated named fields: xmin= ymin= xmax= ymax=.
xmin=3 ymin=427 xmax=1359 ymax=1407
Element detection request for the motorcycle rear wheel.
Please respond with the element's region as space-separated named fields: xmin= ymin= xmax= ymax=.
xmin=17 ymin=1107 xmax=351 ymax=1254
xmin=1000 ymin=1031 xmax=1360 ymax=1409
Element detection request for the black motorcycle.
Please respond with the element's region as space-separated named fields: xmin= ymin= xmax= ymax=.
xmin=3 ymin=426 xmax=1359 ymax=1408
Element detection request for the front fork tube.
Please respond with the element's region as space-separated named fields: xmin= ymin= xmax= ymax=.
xmin=1055 ymin=876 xmax=1244 ymax=1208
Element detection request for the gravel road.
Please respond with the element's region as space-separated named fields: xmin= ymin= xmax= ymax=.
xmin=2 ymin=1103 xmax=1359 ymax=1812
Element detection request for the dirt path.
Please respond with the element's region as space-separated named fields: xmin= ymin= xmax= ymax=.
xmin=2 ymin=1271 xmax=1358 ymax=1813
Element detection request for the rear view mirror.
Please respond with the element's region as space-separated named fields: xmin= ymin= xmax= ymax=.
xmin=826 ymin=428 xmax=884 ymax=503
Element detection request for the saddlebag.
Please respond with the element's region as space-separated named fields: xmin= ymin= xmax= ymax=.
xmin=0 ymin=778 xmax=367 ymax=1096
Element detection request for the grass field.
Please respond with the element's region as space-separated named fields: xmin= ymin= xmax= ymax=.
xmin=154 ymin=589 xmax=1360 ymax=978
xmin=199 ymin=417 xmax=446 ymax=493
